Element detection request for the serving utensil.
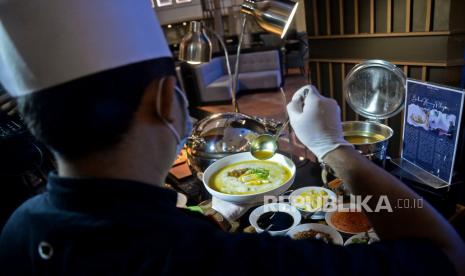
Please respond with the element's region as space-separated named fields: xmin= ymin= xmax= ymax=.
xmin=264 ymin=224 xmax=274 ymax=232
xmin=250 ymin=120 xmax=289 ymax=160
xmin=261 ymin=211 xmax=277 ymax=232
xmin=250 ymin=88 xmax=309 ymax=160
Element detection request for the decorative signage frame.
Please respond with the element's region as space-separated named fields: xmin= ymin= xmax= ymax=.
xmin=400 ymin=79 xmax=464 ymax=186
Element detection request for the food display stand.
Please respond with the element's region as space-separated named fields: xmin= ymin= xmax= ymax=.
xmin=168 ymin=61 xmax=465 ymax=234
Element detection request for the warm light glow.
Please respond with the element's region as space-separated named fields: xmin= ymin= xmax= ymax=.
xmin=182 ymin=22 xmax=187 ymax=26
xmin=187 ymin=61 xmax=202 ymax=65
xmin=280 ymin=2 xmax=299 ymax=39
xmin=167 ymin=24 xmax=172 ymax=28
xmin=299 ymin=156 xmax=305 ymax=161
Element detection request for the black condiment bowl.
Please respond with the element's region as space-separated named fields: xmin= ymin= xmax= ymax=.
xmin=249 ymin=203 xmax=301 ymax=236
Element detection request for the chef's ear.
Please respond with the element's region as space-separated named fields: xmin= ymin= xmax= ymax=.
xmin=154 ymin=76 xmax=176 ymax=123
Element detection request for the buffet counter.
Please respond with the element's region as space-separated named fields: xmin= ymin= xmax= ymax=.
xmin=167 ymin=150 xmax=461 ymax=235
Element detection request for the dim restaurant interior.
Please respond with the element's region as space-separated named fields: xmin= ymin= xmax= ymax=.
xmin=0 ymin=0 xmax=465 ymax=274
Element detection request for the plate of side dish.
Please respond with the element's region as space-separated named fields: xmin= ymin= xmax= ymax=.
xmin=325 ymin=203 xmax=373 ymax=235
xmin=289 ymin=186 xmax=337 ymax=217
xmin=344 ymin=231 xmax=380 ymax=246
xmin=286 ymin=223 xmax=344 ymax=245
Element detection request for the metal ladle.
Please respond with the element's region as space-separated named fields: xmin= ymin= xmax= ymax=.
xmin=250 ymin=120 xmax=290 ymax=160
xmin=250 ymin=88 xmax=309 ymax=160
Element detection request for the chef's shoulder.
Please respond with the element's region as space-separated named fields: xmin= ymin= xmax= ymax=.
xmin=1 ymin=194 xmax=47 ymax=241
xmin=0 ymin=194 xmax=48 ymax=272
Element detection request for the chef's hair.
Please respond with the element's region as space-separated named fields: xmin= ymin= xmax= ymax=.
xmin=17 ymin=58 xmax=175 ymax=160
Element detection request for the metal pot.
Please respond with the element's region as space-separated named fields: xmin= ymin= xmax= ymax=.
xmin=342 ymin=120 xmax=393 ymax=163
xmin=322 ymin=60 xmax=406 ymax=191
xmin=343 ymin=59 xmax=406 ymax=163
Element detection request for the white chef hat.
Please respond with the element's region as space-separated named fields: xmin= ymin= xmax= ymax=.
xmin=0 ymin=0 xmax=172 ymax=97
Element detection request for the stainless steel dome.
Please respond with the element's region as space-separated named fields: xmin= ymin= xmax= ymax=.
xmin=186 ymin=112 xmax=279 ymax=177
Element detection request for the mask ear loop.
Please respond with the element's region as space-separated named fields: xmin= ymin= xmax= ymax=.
xmin=174 ymin=85 xmax=191 ymax=137
xmin=175 ymin=86 xmax=189 ymax=109
xmin=156 ymin=78 xmax=181 ymax=144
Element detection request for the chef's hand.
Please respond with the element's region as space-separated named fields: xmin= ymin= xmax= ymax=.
xmin=287 ymin=85 xmax=352 ymax=161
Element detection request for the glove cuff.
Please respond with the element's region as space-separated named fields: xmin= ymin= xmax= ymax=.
xmin=316 ymin=142 xmax=354 ymax=162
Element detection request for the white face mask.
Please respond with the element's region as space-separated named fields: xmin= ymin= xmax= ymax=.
xmin=155 ymin=78 xmax=193 ymax=155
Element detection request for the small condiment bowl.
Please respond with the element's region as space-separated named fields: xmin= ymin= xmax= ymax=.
xmin=325 ymin=203 xmax=373 ymax=236
xmin=249 ymin=203 xmax=301 ymax=236
xmin=289 ymin=186 xmax=337 ymax=218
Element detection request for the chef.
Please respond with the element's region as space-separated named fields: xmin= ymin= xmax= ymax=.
xmin=0 ymin=0 xmax=463 ymax=275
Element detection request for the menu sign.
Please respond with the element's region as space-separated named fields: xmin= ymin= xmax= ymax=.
xmin=402 ymin=80 xmax=464 ymax=184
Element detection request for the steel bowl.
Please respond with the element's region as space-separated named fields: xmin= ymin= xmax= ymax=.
xmin=342 ymin=120 xmax=393 ymax=162
xmin=202 ymin=152 xmax=296 ymax=204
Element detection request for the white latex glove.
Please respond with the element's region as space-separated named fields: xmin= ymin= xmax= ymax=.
xmin=287 ymin=85 xmax=352 ymax=161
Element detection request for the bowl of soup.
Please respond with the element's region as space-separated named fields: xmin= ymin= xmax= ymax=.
xmin=203 ymin=152 xmax=296 ymax=204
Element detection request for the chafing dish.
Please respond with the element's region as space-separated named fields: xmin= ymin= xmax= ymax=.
xmin=186 ymin=112 xmax=280 ymax=178
xmin=343 ymin=59 xmax=406 ymax=163
xmin=322 ymin=60 xmax=406 ymax=190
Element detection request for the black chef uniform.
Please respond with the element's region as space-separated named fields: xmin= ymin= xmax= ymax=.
xmin=0 ymin=175 xmax=455 ymax=275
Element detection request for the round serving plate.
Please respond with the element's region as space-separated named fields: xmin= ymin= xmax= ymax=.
xmin=325 ymin=203 xmax=373 ymax=236
xmin=286 ymin=223 xmax=344 ymax=245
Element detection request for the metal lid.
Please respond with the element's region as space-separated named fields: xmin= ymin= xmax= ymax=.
xmin=344 ymin=60 xmax=406 ymax=120
xmin=186 ymin=112 xmax=278 ymax=159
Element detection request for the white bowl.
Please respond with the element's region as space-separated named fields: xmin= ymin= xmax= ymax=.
xmin=286 ymin=223 xmax=344 ymax=245
xmin=249 ymin=203 xmax=301 ymax=236
xmin=289 ymin=186 xmax=337 ymax=216
xmin=203 ymin=152 xmax=296 ymax=204
xmin=344 ymin=232 xmax=380 ymax=246
xmin=325 ymin=203 xmax=373 ymax=235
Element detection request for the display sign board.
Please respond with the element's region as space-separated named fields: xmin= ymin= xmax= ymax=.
xmin=401 ymin=79 xmax=464 ymax=185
